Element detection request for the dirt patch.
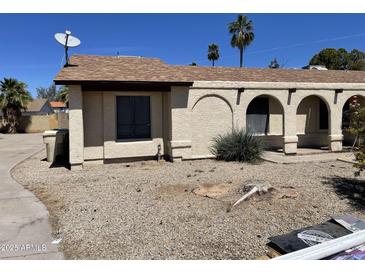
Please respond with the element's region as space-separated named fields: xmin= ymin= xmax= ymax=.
xmin=158 ymin=184 xmax=191 ymax=195
xmin=192 ymin=182 xmax=233 ymax=199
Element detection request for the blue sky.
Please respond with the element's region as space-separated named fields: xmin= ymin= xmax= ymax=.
xmin=1 ymin=13 xmax=365 ymax=97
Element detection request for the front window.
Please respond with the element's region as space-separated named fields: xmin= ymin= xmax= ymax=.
xmin=116 ymin=96 xmax=151 ymax=140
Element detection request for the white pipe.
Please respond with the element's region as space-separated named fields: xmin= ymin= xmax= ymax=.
xmin=272 ymin=230 xmax=365 ymax=260
xmin=232 ymin=186 xmax=258 ymax=207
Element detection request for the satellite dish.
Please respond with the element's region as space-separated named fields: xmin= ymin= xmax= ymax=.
xmin=54 ymin=30 xmax=81 ymax=67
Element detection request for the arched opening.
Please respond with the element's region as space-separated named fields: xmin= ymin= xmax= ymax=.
xmin=296 ymin=95 xmax=329 ymax=149
xmin=342 ymin=95 xmax=365 ymax=146
xmin=246 ymin=95 xmax=284 ymax=150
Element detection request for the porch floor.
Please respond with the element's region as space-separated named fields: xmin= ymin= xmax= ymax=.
xmin=261 ymin=148 xmax=354 ymax=164
xmin=277 ymin=147 xmax=330 ymax=155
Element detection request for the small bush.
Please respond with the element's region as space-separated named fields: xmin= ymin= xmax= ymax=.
xmin=210 ymin=129 xmax=264 ymax=162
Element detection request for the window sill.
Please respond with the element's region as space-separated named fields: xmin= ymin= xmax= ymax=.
xmin=116 ymin=138 xmax=153 ymax=143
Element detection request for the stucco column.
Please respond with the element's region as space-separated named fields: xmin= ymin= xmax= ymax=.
xmin=68 ymin=85 xmax=84 ymax=169
xmin=169 ymin=86 xmax=192 ymax=161
xmin=283 ymin=105 xmax=298 ymax=154
xmin=329 ymin=103 xmax=343 ymax=152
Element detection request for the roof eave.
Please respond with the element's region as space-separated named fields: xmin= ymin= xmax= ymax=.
xmin=53 ymin=79 xmax=193 ymax=86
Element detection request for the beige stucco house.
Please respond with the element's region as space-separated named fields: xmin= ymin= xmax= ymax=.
xmin=54 ymin=55 xmax=365 ymax=169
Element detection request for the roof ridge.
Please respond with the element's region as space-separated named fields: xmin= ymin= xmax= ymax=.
xmin=171 ymin=64 xmax=365 ymax=73
xmin=71 ymin=54 xmax=164 ymax=60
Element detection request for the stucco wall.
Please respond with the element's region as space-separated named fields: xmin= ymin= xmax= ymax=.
xmin=57 ymin=112 xmax=69 ymax=129
xmin=297 ymin=95 xmax=322 ymax=134
xmin=296 ymin=95 xmax=329 ymax=147
xmin=169 ymin=87 xmax=286 ymax=159
xmin=82 ymin=90 xmax=165 ymax=161
xmin=68 ymin=85 xmax=84 ymax=168
xmin=191 ymin=95 xmax=233 ymax=157
xmin=175 ymin=82 xmax=365 ymax=157
xmin=67 ymin=82 xmax=365 ymax=168
xmin=168 ymin=86 xmax=193 ymax=160
xmin=169 ymin=87 xmax=238 ymax=160
xmin=268 ymin=97 xmax=283 ymax=135
xmin=83 ymin=91 xmax=104 ymax=160
xmin=162 ymin=92 xmax=172 ymax=158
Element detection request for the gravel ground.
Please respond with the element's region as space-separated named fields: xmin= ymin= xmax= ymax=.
xmin=12 ymin=150 xmax=365 ymax=259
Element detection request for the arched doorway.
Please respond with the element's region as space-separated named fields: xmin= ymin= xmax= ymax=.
xmin=342 ymin=95 xmax=365 ymax=146
xmin=296 ymin=95 xmax=330 ymax=149
xmin=246 ymin=95 xmax=284 ymax=150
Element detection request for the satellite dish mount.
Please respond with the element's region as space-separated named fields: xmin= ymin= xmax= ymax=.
xmin=54 ymin=30 xmax=81 ymax=67
xmin=64 ymin=30 xmax=71 ymax=66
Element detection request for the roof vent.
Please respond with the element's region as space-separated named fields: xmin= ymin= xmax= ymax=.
xmin=116 ymin=55 xmax=143 ymax=58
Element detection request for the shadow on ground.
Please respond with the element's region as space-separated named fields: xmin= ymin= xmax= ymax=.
xmin=41 ymin=156 xmax=70 ymax=170
xmin=322 ymin=176 xmax=365 ymax=210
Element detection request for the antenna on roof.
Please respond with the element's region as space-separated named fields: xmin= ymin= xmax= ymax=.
xmin=54 ymin=30 xmax=81 ymax=67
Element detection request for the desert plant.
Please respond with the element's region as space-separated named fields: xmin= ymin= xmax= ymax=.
xmin=0 ymin=78 xmax=32 ymax=133
xmin=344 ymin=96 xmax=365 ymax=150
xmin=343 ymin=95 xmax=365 ymax=176
xmin=210 ymin=128 xmax=264 ymax=162
xmin=354 ymin=148 xmax=365 ymax=176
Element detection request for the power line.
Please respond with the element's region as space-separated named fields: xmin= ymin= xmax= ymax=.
xmin=249 ymin=32 xmax=365 ymax=54
xmin=194 ymin=32 xmax=365 ymax=64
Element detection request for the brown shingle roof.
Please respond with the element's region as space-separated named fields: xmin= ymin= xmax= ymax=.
xmin=55 ymin=55 xmax=181 ymax=83
xmin=24 ymin=99 xmax=49 ymax=112
xmin=54 ymin=54 xmax=365 ymax=84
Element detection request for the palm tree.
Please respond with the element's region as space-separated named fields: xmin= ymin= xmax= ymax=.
xmin=55 ymin=85 xmax=69 ymax=106
xmin=228 ymin=14 xmax=255 ymax=67
xmin=0 ymin=78 xmax=32 ymax=133
xmin=207 ymin=43 xmax=220 ymax=66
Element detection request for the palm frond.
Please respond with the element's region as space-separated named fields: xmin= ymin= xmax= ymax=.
xmin=0 ymin=77 xmax=32 ymax=132
xmin=228 ymin=14 xmax=255 ymax=50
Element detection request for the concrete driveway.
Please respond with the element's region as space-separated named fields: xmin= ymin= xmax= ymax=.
xmin=0 ymin=133 xmax=63 ymax=259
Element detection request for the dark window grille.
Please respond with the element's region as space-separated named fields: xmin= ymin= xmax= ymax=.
xmin=319 ymin=100 xmax=329 ymax=130
xmin=116 ymin=96 xmax=151 ymax=139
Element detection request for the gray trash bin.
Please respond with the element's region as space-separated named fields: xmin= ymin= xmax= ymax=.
xmin=42 ymin=129 xmax=68 ymax=162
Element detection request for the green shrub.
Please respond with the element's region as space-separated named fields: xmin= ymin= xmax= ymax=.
xmin=210 ymin=129 xmax=264 ymax=162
